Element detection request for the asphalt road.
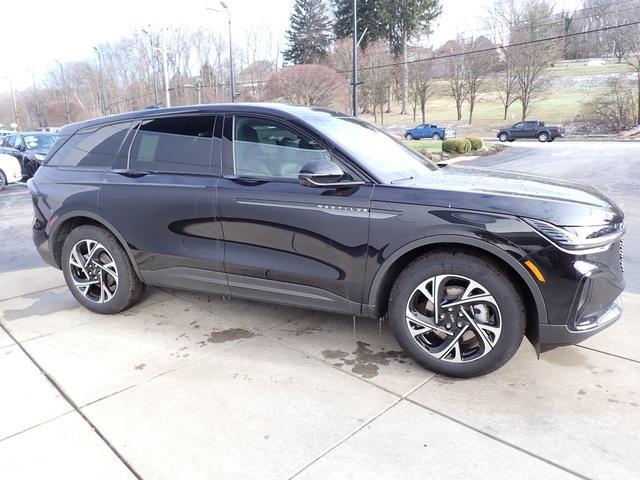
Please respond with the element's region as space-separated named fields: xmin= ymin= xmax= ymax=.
xmin=471 ymin=140 xmax=640 ymax=293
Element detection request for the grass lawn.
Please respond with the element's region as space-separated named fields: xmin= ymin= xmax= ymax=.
xmin=403 ymin=139 xmax=442 ymax=153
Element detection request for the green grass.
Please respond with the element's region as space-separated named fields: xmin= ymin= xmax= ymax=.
xmin=404 ymin=139 xmax=442 ymax=154
xmin=544 ymin=63 xmax=632 ymax=76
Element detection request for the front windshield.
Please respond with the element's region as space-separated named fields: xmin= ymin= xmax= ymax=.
xmin=24 ymin=134 xmax=59 ymax=151
xmin=309 ymin=113 xmax=436 ymax=183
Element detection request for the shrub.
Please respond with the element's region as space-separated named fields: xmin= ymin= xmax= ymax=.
xmin=462 ymin=138 xmax=472 ymax=153
xmin=465 ymin=137 xmax=484 ymax=150
xmin=442 ymin=139 xmax=472 ymax=154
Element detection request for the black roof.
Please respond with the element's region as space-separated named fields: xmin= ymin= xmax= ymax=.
xmin=59 ymin=103 xmax=345 ymax=135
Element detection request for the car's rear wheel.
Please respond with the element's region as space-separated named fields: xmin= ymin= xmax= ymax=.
xmin=538 ymin=132 xmax=549 ymax=142
xmin=432 ymin=133 xmax=442 ymax=140
xmin=498 ymin=133 xmax=508 ymax=142
xmin=62 ymin=225 xmax=145 ymax=314
xmin=547 ymin=137 xmax=555 ymax=142
xmin=0 ymin=170 xmax=6 ymax=191
xmin=388 ymin=251 xmax=525 ymax=378
xmin=405 ymin=133 xmax=414 ymax=140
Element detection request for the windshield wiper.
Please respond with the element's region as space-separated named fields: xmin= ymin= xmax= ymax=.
xmin=390 ymin=176 xmax=414 ymax=184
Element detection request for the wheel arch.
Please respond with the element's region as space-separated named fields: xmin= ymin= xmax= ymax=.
xmin=365 ymin=235 xmax=547 ymax=350
xmin=49 ymin=211 xmax=143 ymax=280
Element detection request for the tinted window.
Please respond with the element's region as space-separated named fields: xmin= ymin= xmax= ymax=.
xmin=233 ymin=116 xmax=330 ymax=178
xmin=129 ymin=116 xmax=214 ymax=174
xmin=23 ymin=133 xmax=59 ymax=150
xmin=525 ymin=122 xmax=538 ymax=128
xmin=48 ymin=122 xmax=132 ymax=168
xmin=512 ymin=122 xmax=525 ymax=129
xmin=14 ymin=136 xmax=24 ymax=149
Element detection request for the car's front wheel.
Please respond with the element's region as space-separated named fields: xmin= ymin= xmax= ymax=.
xmin=498 ymin=133 xmax=508 ymax=142
xmin=405 ymin=133 xmax=414 ymax=140
xmin=389 ymin=251 xmax=525 ymax=378
xmin=62 ymin=225 xmax=145 ymax=314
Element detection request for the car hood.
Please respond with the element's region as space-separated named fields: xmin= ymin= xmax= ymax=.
xmin=385 ymin=165 xmax=623 ymax=226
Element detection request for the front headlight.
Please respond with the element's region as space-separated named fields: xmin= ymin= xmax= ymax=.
xmin=34 ymin=153 xmax=47 ymax=161
xmin=525 ymin=218 xmax=624 ymax=252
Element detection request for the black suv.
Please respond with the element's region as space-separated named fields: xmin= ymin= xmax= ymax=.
xmin=28 ymin=104 xmax=624 ymax=377
xmin=1 ymin=131 xmax=59 ymax=179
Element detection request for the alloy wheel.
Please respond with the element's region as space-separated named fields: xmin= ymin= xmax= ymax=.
xmin=405 ymin=274 xmax=502 ymax=363
xmin=68 ymin=239 xmax=119 ymax=303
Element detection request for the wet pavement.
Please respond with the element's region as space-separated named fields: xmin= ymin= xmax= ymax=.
xmin=1 ymin=144 xmax=639 ymax=480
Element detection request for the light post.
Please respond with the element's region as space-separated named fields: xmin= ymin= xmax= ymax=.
xmin=141 ymin=27 xmax=160 ymax=107
xmin=27 ymin=70 xmax=43 ymax=129
xmin=160 ymin=34 xmax=171 ymax=107
xmin=352 ymin=0 xmax=357 ymax=117
xmin=53 ymin=60 xmax=70 ymax=124
xmin=93 ymin=46 xmax=108 ymax=116
xmin=2 ymin=76 xmax=19 ymax=130
xmin=207 ymin=2 xmax=237 ymax=102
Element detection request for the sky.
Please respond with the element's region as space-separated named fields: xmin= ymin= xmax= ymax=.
xmin=1 ymin=0 xmax=582 ymax=93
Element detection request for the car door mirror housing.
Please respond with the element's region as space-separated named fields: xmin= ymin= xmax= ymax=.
xmin=298 ymin=159 xmax=363 ymax=188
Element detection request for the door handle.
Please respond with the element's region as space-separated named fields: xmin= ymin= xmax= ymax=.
xmin=111 ymin=169 xmax=152 ymax=178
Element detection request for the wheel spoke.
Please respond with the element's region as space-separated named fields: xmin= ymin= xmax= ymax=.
xmin=83 ymin=240 xmax=100 ymax=269
xmin=93 ymin=260 xmax=118 ymax=280
xmin=69 ymin=239 xmax=118 ymax=304
xmin=437 ymin=325 xmax=469 ymax=361
xmin=461 ymin=309 xmax=499 ymax=352
xmin=440 ymin=294 xmax=496 ymax=309
xmin=406 ymin=309 xmax=453 ymax=337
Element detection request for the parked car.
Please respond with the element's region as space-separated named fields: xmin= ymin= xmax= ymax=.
xmin=404 ymin=123 xmax=455 ymax=141
xmin=0 ymin=153 xmax=23 ymax=190
xmin=1 ymin=132 xmax=59 ymax=179
xmin=28 ymin=104 xmax=624 ymax=378
xmin=497 ymin=120 xmax=565 ymax=143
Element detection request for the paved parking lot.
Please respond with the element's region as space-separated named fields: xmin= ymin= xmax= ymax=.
xmin=1 ymin=142 xmax=639 ymax=480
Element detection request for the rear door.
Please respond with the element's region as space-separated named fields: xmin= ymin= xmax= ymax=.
xmin=217 ymin=114 xmax=372 ymax=313
xmin=99 ymin=114 xmax=228 ymax=295
xmin=523 ymin=121 xmax=539 ymax=138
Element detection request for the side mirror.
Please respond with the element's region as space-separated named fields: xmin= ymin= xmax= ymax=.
xmin=15 ymin=144 xmax=25 ymax=152
xmin=298 ymin=159 xmax=363 ymax=188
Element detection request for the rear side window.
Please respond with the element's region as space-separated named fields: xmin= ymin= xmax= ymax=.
xmin=47 ymin=122 xmax=132 ymax=168
xmin=129 ymin=115 xmax=214 ymax=174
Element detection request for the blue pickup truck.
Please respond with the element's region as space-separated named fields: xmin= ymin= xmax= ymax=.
xmin=404 ymin=123 xmax=456 ymax=141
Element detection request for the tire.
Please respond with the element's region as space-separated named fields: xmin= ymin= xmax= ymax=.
xmin=388 ymin=251 xmax=525 ymax=378
xmin=498 ymin=133 xmax=509 ymax=142
xmin=547 ymin=137 xmax=555 ymax=142
xmin=508 ymin=139 xmax=515 ymax=142
xmin=432 ymin=133 xmax=442 ymax=140
xmin=62 ymin=225 xmax=145 ymax=314
xmin=537 ymin=132 xmax=549 ymax=142
xmin=0 ymin=170 xmax=6 ymax=191
xmin=405 ymin=133 xmax=414 ymax=140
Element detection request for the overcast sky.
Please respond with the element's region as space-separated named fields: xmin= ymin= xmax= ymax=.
xmin=1 ymin=0 xmax=581 ymax=92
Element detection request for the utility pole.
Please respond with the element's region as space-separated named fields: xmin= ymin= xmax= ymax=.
xmin=93 ymin=46 xmax=108 ymax=116
xmin=352 ymin=0 xmax=358 ymax=117
xmin=54 ymin=60 xmax=70 ymax=124
xmin=141 ymin=27 xmax=159 ymax=107
xmin=2 ymin=76 xmax=19 ymax=130
xmin=161 ymin=33 xmax=171 ymax=107
xmin=29 ymin=71 xmax=43 ymax=129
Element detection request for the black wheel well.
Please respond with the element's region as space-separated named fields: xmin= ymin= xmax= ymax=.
xmin=51 ymin=216 xmax=114 ymax=268
xmin=372 ymin=243 xmax=538 ymax=338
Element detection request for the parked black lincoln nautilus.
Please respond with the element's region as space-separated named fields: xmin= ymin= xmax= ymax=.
xmin=28 ymin=104 xmax=625 ymax=377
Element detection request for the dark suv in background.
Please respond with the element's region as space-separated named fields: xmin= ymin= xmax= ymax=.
xmin=28 ymin=104 xmax=624 ymax=377
xmin=1 ymin=131 xmax=59 ymax=179
xmin=497 ymin=120 xmax=565 ymax=143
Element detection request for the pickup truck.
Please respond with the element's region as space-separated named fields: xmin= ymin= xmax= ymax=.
xmin=497 ymin=120 xmax=565 ymax=143
xmin=404 ymin=123 xmax=455 ymax=141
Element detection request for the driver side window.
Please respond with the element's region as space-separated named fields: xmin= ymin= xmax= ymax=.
xmin=233 ymin=116 xmax=331 ymax=179
xmin=513 ymin=122 xmax=525 ymax=129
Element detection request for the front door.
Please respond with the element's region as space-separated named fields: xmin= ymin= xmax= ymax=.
xmin=99 ymin=114 xmax=228 ymax=295
xmin=217 ymin=114 xmax=373 ymax=314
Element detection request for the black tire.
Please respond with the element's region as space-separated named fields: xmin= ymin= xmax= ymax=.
xmin=405 ymin=133 xmax=414 ymax=140
xmin=432 ymin=133 xmax=442 ymax=141
xmin=508 ymin=139 xmax=515 ymax=142
xmin=62 ymin=225 xmax=145 ymax=314
xmin=498 ymin=132 xmax=508 ymax=142
xmin=537 ymin=132 xmax=549 ymax=142
xmin=0 ymin=170 xmax=6 ymax=191
xmin=388 ymin=250 xmax=525 ymax=378
xmin=547 ymin=137 xmax=555 ymax=142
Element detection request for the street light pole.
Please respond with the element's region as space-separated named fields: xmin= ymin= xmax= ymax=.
xmin=54 ymin=60 xmax=71 ymax=124
xmin=141 ymin=27 xmax=159 ymax=107
xmin=93 ymin=46 xmax=108 ymax=116
xmin=216 ymin=2 xmax=236 ymax=102
xmin=352 ymin=0 xmax=358 ymax=117
xmin=2 ymin=76 xmax=19 ymax=130
xmin=161 ymin=34 xmax=171 ymax=107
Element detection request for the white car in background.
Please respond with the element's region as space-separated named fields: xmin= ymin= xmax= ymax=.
xmin=0 ymin=153 xmax=23 ymax=191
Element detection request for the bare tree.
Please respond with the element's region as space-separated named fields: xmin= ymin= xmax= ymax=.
xmin=495 ymin=58 xmax=519 ymax=120
xmin=623 ymin=24 xmax=640 ymax=124
xmin=361 ymin=42 xmax=393 ymax=124
xmin=265 ymin=64 xmax=348 ymax=109
xmin=408 ymin=48 xmax=434 ymax=123
xmin=463 ymin=41 xmax=492 ymax=124
xmin=445 ymin=47 xmax=467 ymax=121
xmin=583 ymin=76 xmax=637 ymax=132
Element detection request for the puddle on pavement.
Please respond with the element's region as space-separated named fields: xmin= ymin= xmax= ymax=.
xmin=322 ymin=341 xmax=409 ymax=379
xmin=205 ymin=328 xmax=255 ymax=344
xmin=2 ymin=289 xmax=74 ymax=321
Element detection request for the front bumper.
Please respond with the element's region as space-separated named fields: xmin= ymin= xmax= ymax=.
xmin=539 ymin=295 xmax=622 ymax=350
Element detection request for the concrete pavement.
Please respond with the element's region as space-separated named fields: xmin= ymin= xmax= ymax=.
xmin=1 ymin=139 xmax=639 ymax=480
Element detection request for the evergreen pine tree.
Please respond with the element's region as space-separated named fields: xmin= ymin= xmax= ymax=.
xmin=283 ymin=0 xmax=332 ymax=64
